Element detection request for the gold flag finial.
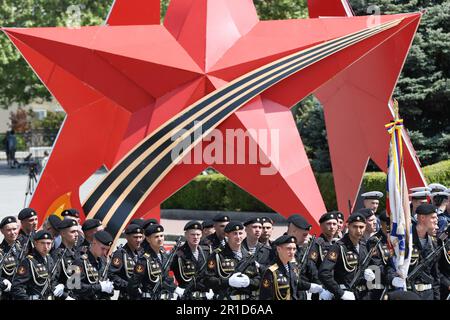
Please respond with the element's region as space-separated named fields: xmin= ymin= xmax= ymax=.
xmin=392 ymin=98 xmax=399 ymax=120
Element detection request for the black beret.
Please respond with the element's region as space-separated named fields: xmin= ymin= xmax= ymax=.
xmin=94 ymin=230 xmax=113 ymax=246
xmin=357 ymin=208 xmax=375 ymax=219
xmin=82 ymin=219 xmax=102 ymax=232
xmin=347 ymin=213 xmax=366 ymax=224
xmin=125 ymin=224 xmax=144 ymax=235
xmin=261 ymin=216 xmax=274 ymax=225
xmin=243 ymin=217 xmax=262 ymax=226
xmin=273 ymin=235 xmax=297 ymax=246
xmin=336 ymin=212 xmax=345 ymax=220
xmin=143 ymin=218 xmax=159 ymax=229
xmin=0 ymin=216 xmax=17 ymax=229
xmin=145 ymin=224 xmax=164 ymax=236
xmin=224 ymin=221 xmax=244 ymax=233
xmin=184 ymin=220 xmax=202 ymax=231
xmin=47 ymin=215 xmax=62 ymax=230
xmin=18 ymin=208 xmax=37 ymax=221
xmin=319 ymin=212 xmax=338 ymax=224
xmin=287 ymin=214 xmax=311 ymax=231
xmin=61 ymin=208 xmax=80 ymax=218
xmin=202 ymin=220 xmax=214 ymax=228
xmin=415 ymin=204 xmax=437 ymax=215
xmin=34 ymin=230 xmax=53 ymax=241
xmin=213 ymin=213 xmax=230 ymax=222
xmin=129 ymin=218 xmax=146 ymax=228
xmin=58 ymin=218 xmax=78 ymax=230
xmin=378 ymin=210 xmax=390 ymax=223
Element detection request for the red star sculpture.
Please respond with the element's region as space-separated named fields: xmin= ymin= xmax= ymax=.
xmin=307 ymin=0 xmax=427 ymax=214
xmin=2 ymin=0 xmax=422 ymax=237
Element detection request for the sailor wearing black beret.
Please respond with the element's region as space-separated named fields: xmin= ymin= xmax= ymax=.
xmin=79 ymin=219 xmax=104 ymax=253
xmin=318 ymin=212 xmax=371 ymax=301
xmin=108 ymin=224 xmax=144 ymax=300
xmin=403 ymin=203 xmax=441 ymax=300
xmin=309 ymin=213 xmax=340 ymax=276
xmin=169 ymin=221 xmax=212 ymax=300
xmin=203 ymin=220 xmax=261 ymax=300
xmin=259 ymin=216 xmax=274 ymax=246
xmin=200 ymin=213 xmax=230 ymax=251
xmin=0 ymin=216 xmax=20 ymax=298
xmin=286 ymin=214 xmax=323 ymax=298
xmin=128 ymin=224 xmax=177 ymax=300
xmin=11 ymin=230 xmax=56 ymax=300
xmin=241 ymin=217 xmax=271 ymax=266
xmin=17 ymin=208 xmax=39 ymax=249
xmin=201 ymin=219 xmax=215 ymax=240
xmin=361 ymin=191 xmax=383 ymax=214
xmin=69 ymin=230 xmax=115 ymax=300
xmin=259 ymin=234 xmax=303 ymax=300
xmin=51 ymin=218 xmax=80 ymax=300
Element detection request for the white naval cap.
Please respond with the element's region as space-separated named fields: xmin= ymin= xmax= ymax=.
xmin=410 ymin=186 xmax=431 ymax=192
xmin=361 ymin=191 xmax=383 ymax=200
xmin=431 ymin=191 xmax=449 ymax=199
xmin=409 ymin=191 xmax=430 ymax=199
xmin=428 ymin=183 xmax=447 ymax=192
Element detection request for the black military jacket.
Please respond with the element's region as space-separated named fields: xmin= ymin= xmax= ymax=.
xmin=404 ymin=225 xmax=441 ymax=300
xmin=71 ymin=250 xmax=109 ymax=300
xmin=308 ymin=234 xmax=338 ymax=277
xmin=108 ymin=243 xmax=142 ymax=298
xmin=127 ymin=244 xmax=176 ymax=299
xmin=11 ymin=248 xmax=56 ymax=300
xmin=50 ymin=243 xmax=78 ymax=300
xmin=241 ymin=238 xmax=272 ymax=267
xmin=200 ymin=233 xmax=225 ymax=253
xmin=0 ymin=239 xmax=21 ymax=282
xmin=204 ymin=243 xmax=261 ymax=299
xmin=366 ymin=230 xmax=395 ymax=287
xmin=259 ymin=258 xmax=300 ymax=300
xmin=319 ymin=233 xmax=369 ymax=299
xmin=170 ymin=242 xmax=208 ymax=295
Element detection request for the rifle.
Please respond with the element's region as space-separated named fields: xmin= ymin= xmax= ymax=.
xmin=11 ymin=231 xmax=34 ymax=281
xmin=151 ymin=237 xmax=183 ymax=300
xmin=40 ymin=248 xmax=67 ymax=299
xmin=299 ymin=235 xmax=316 ymax=273
xmin=348 ymin=236 xmax=382 ymax=290
xmin=406 ymin=231 xmax=448 ymax=289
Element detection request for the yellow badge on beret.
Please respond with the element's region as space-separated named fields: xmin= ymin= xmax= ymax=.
xmin=262 ymin=279 xmax=271 ymax=288
xmin=136 ymin=264 xmax=144 ymax=273
xmin=208 ymin=260 xmax=216 ymax=269
xmin=327 ymin=251 xmax=337 ymax=262
xmin=17 ymin=265 xmax=26 ymax=275
xmin=309 ymin=251 xmax=318 ymax=261
xmin=112 ymin=257 xmax=121 ymax=266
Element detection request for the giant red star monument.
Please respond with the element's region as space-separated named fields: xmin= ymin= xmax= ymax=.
xmin=2 ymin=0 xmax=424 ymax=240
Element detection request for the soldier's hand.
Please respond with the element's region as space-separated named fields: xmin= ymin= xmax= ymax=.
xmin=206 ymin=289 xmax=214 ymax=300
xmin=2 ymin=279 xmax=12 ymax=292
xmin=319 ymin=290 xmax=334 ymax=300
xmin=174 ymin=286 xmax=185 ymax=298
xmin=364 ymin=269 xmax=376 ymax=282
xmin=100 ymin=280 xmax=114 ymax=294
xmin=53 ymin=283 xmax=65 ymax=297
xmin=308 ymin=283 xmax=323 ymax=294
xmin=228 ymin=273 xmax=250 ymax=288
xmin=341 ymin=291 xmax=356 ymax=300
xmin=391 ymin=277 xmax=406 ymax=288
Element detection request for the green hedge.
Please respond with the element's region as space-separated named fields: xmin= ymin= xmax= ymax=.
xmin=162 ymin=160 xmax=450 ymax=212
